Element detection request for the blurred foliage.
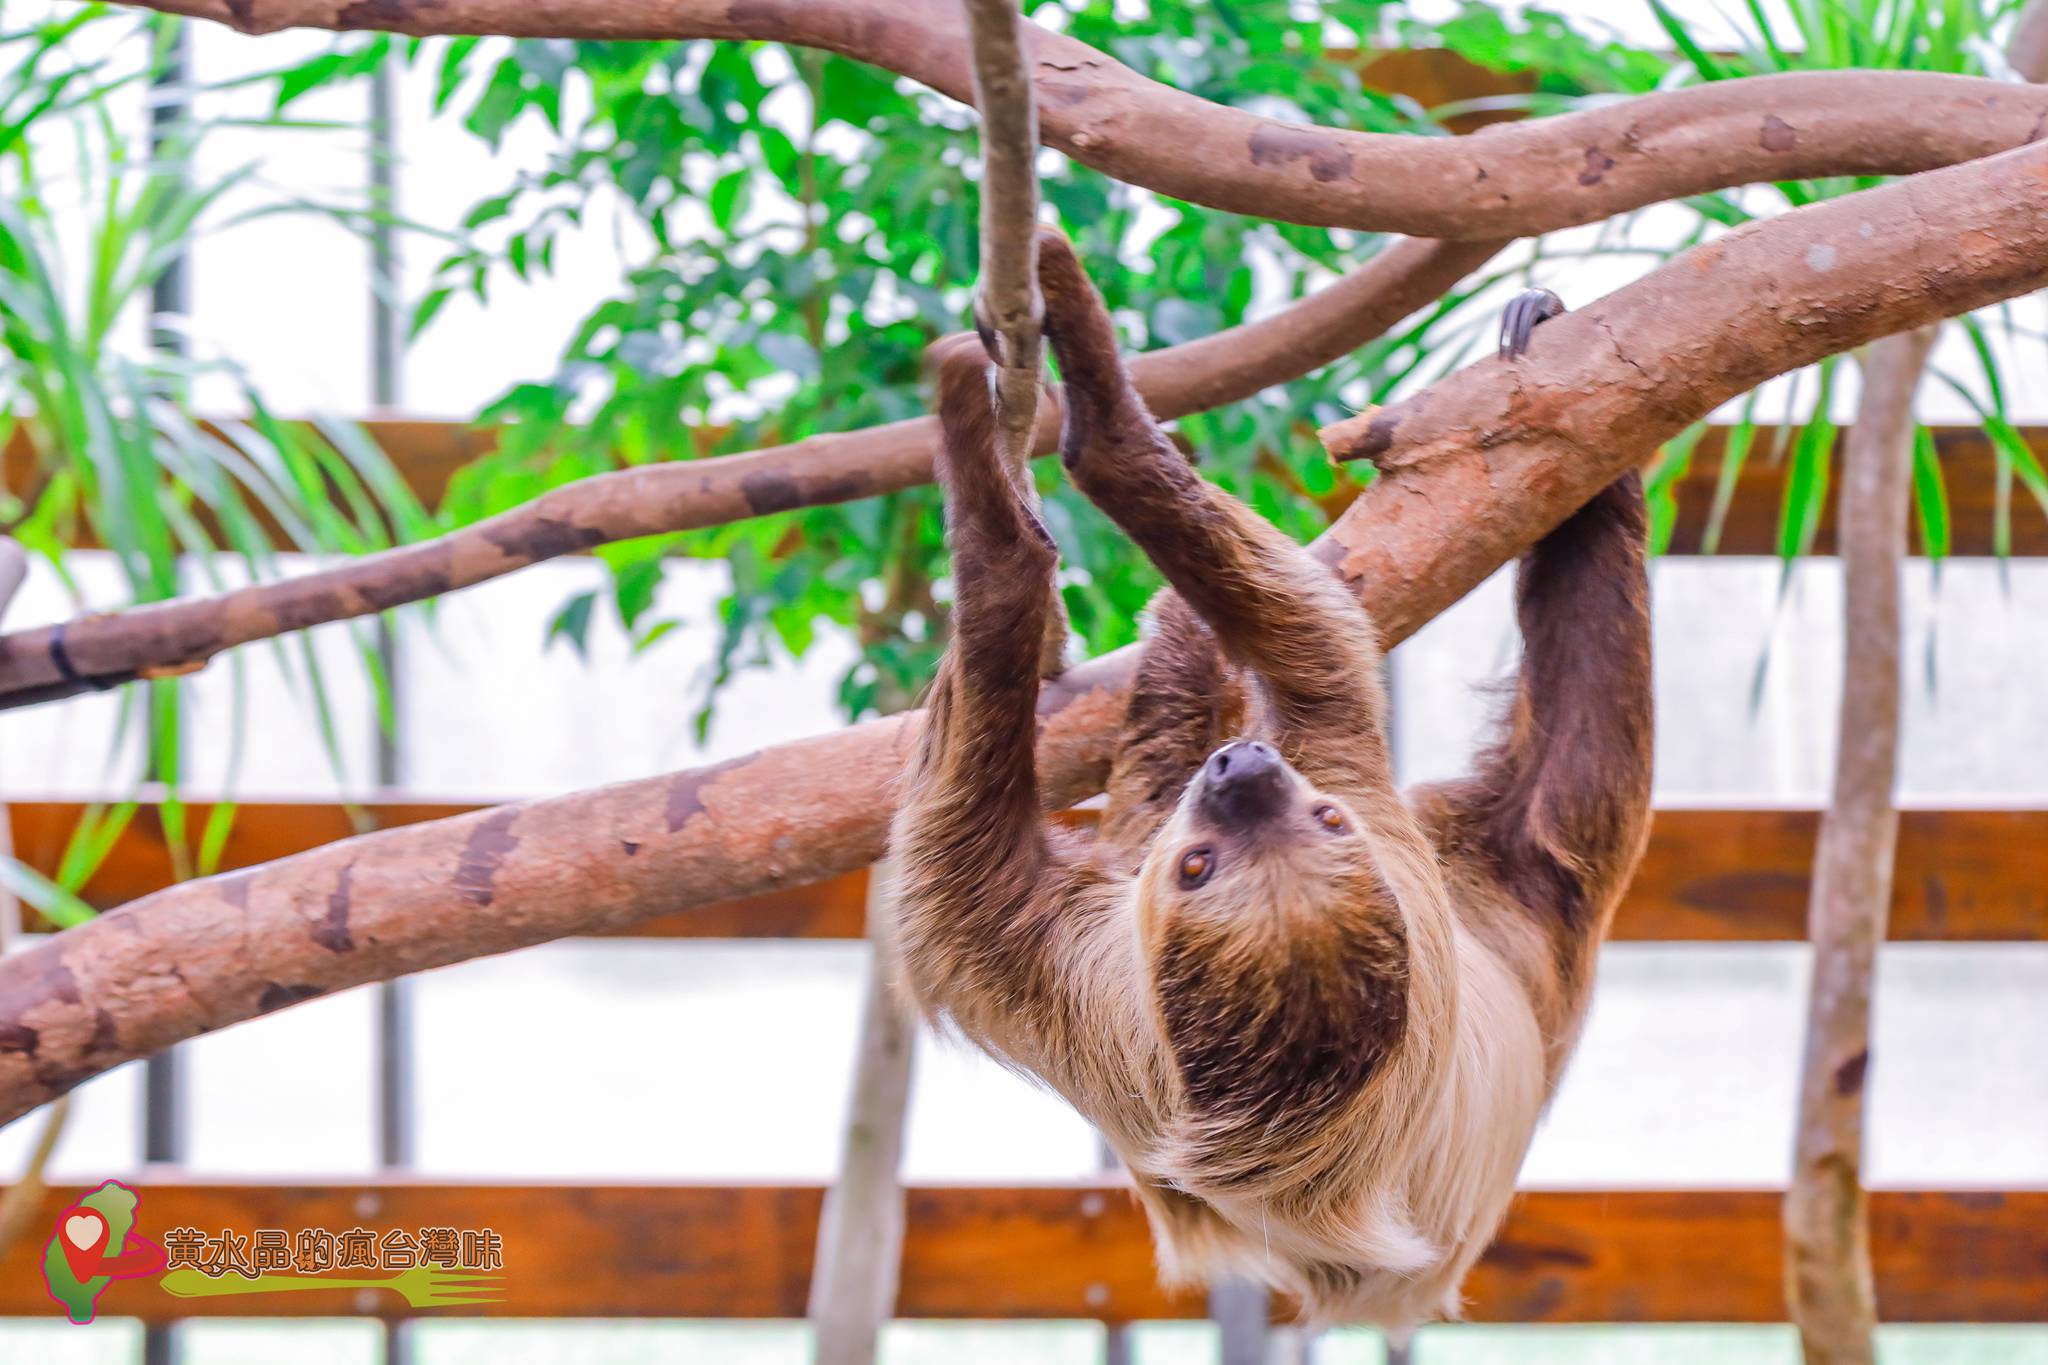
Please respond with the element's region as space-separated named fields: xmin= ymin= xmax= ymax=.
xmin=342 ymin=1 xmax=1551 ymax=722
xmin=12 ymin=0 xmax=2035 ymax=749
xmin=0 ymin=4 xmax=424 ymax=920
xmin=341 ymin=0 xmax=2043 ymax=725
xmin=1403 ymin=0 xmax=2041 ymax=564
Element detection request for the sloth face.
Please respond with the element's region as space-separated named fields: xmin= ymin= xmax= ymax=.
xmin=1152 ymin=738 xmax=1364 ymax=896
xmin=1133 ymin=737 xmax=1411 ymax=1120
xmin=1132 ymin=738 xmax=1395 ymax=950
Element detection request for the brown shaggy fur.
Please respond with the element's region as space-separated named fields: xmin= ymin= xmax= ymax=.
xmin=887 ymin=227 xmax=1653 ymax=1326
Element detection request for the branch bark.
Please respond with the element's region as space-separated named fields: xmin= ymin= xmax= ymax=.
xmin=0 ymin=235 xmax=1502 ymax=709
xmin=2014 ymin=0 xmax=2048 ymax=84
xmin=105 ymin=0 xmax=2048 ymax=239
xmin=3 ymin=137 xmax=2048 ymax=1131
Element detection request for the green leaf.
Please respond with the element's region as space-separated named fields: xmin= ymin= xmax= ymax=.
xmin=1647 ymin=0 xmax=1730 ymax=80
xmin=1910 ymin=426 xmax=1949 ymax=560
xmin=1776 ymin=363 xmax=1841 ymax=562
xmin=547 ymin=590 xmax=599 ymax=657
xmin=411 ymin=285 xmax=455 ymax=338
xmin=0 ymin=858 xmax=97 ymax=929
xmin=709 ymin=168 xmax=750 ymax=234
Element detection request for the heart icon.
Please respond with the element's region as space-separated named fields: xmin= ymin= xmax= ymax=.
xmin=55 ymin=1206 xmax=108 ymax=1282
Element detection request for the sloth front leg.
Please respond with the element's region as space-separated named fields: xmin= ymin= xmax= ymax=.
xmin=1033 ymin=227 xmax=1394 ymax=795
xmin=888 ymin=335 xmax=1067 ymax=1026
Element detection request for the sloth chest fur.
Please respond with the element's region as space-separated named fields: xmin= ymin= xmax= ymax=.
xmin=1112 ymin=920 xmax=1552 ymax=1327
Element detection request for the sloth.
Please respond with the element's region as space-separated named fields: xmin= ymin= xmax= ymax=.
xmin=888 ymin=227 xmax=1652 ymax=1326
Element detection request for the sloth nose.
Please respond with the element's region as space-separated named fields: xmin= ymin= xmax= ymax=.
xmin=1197 ymin=740 xmax=1289 ymax=827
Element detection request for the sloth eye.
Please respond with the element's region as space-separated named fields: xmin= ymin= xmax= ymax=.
xmin=1177 ymin=846 xmax=1216 ymax=889
xmin=1315 ymin=804 xmax=1347 ymax=833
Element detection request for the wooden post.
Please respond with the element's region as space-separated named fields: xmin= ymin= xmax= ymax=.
xmin=809 ymin=862 xmax=917 ymax=1365
xmin=1783 ymin=330 xmax=1931 ymax=1363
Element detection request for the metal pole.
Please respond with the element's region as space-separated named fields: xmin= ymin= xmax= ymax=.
xmin=145 ymin=20 xmax=192 ymax=1365
xmin=1208 ymin=1277 xmax=1270 ymax=1365
xmin=366 ymin=48 xmax=418 ymax=1365
xmin=1096 ymin=1130 xmax=1133 ymax=1365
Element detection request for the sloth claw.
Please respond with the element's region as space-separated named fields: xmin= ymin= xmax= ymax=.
xmin=1500 ymin=288 xmax=1566 ymax=362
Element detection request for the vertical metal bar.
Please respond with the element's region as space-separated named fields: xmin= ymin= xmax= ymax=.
xmin=366 ymin=48 xmax=417 ymax=1365
xmin=1095 ymin=1129 xmax=1134 ymax=1365
xmin=1380 ymin=654 xmax=1401 ymax=786
xmin=148 ymin=22 xmax=192 ymax=350
xmin=368 ymin=50 xmax=403 ymax=418
xmin=1208 ymin=1277 xmax=1270 ymax=1365
xmin=145 ymin=20 xmax=192 ymax=1365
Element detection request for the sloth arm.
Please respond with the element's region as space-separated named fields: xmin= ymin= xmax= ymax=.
xmin=889 ymin=335 xmax=1156 ymax=1102
xmin=1036 ymin=228 xmax=1396 ymax=806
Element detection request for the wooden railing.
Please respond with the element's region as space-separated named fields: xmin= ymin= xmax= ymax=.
xmin=1 ymin=796 xmax=2042 ymax=1322
xmin=5 ymin=424 xmax=2044 ymax=1325
xmin=10 ymin=801 xmax=2043 ymax=941
xmin=0 ymin=1181 xmax=2040 ymax=1323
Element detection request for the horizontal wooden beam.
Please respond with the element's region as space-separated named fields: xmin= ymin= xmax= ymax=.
xmin=9 ymin=802 xmax=2043 ymax=942
xmin=11 ymin=421 xmax=2047 ymax=556
xmin=0 ymin=1181 xmax=2036 ymax=1323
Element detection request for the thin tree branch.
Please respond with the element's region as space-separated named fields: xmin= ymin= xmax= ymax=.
xmin=0 ymin=236 xmax=1503 ymax=710
xmin=1783 ymin=14 xmax=2048 ymax=1358
xmin=4 ymin=138 xmax=2048 ymax=1130
xmin=961 ymin=0 xmax=1062 ymax=675
xmin=2013 ymin=0 xmax=2048 ymax=84
xmin=808 ymin=861 xmax=914 ymax=1365
xmin=0 ymin=1093 xmax=70 ymax=1259
xmin=1781 ymin=327 xmax=1928 ymax=1365
xmin=962 ymin=0 xmax=1044 ymax=474
xmin=100 ymin=0 xmax=2048 ymax=239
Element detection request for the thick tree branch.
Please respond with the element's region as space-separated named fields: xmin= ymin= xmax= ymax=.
xmin=106 ymin=0 xmax=2048 ymax=238
xmin=4 ymin=138 xmax=2047 ymax=1130
xmin=0 ymin=236 xmax=1503 ymax=709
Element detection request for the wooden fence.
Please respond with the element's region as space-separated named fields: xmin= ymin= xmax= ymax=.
xmin=3 ymin=419 xmax=2045 ymax=1327
xmin=1 ymin=797 xmax=2042 ymax=1323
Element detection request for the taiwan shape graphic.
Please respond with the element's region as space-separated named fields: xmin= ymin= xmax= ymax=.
xmin=41 ymin=1181 xmax=168 ymax=1323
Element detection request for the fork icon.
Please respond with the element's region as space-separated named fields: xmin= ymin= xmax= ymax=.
xmin=159 ymin=1264 xmax=504 ymax=1309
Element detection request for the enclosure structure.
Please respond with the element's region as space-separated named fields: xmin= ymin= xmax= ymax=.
xmin=0 ymin=2 xmax=2046 ymax=1362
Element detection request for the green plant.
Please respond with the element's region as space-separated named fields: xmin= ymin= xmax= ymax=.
xmin=350 ymin=3 xmax=1581 ymax=725
xmin=250 ymin=3 xmax=2047 ymax=726
xmin=0 ymin=6 xmax=428 ymax=922
xmin=1421 ymin=0 xmax=2043 ymax=566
